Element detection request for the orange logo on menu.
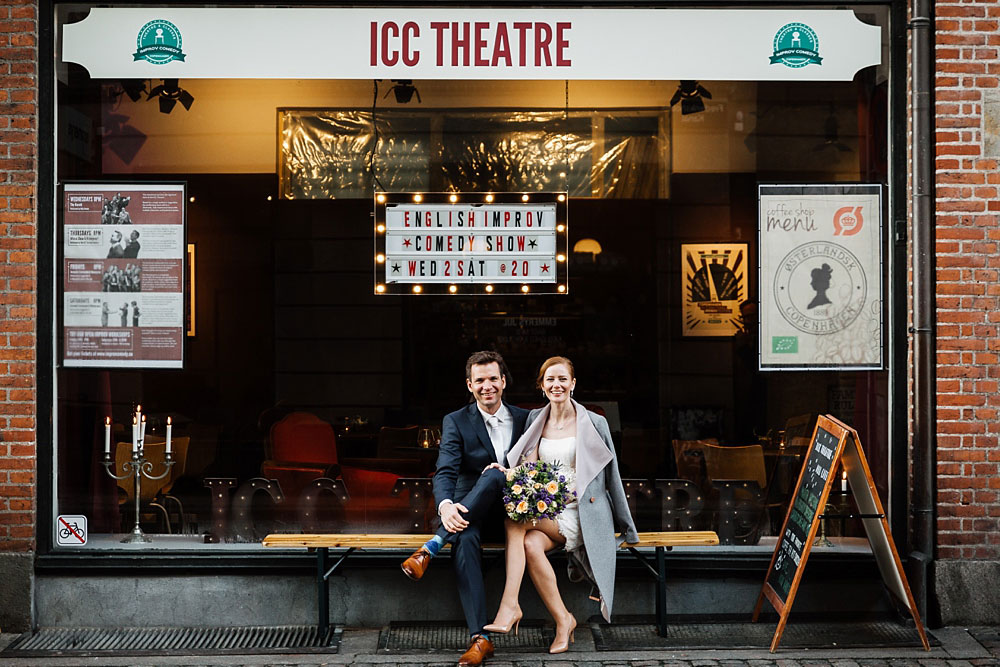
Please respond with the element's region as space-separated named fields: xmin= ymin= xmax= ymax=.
xmin=832 ymin=206 xmax=863 ymax=236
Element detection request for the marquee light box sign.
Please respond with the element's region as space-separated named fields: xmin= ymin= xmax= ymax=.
xmin=374 ymin=192 xmax=569 ymax=295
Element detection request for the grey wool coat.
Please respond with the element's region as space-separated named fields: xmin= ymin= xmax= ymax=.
xmin=505 ymin=400 xmax=639 ymax=621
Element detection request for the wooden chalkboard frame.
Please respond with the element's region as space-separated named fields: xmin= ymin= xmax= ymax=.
xmin=751 ymin=414 xmax=930 ymax=653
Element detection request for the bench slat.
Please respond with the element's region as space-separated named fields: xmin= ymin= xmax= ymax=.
xmin=262 ymin=531 xmax=718 ymax=549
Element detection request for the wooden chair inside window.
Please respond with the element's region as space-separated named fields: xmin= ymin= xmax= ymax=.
xmin=702 ymin=443 xmax=767 ymax=488
xmin=671 ymin=439 xmax=718 ymax=489
xmin=115 ymin=437 xmax=190 ymax=533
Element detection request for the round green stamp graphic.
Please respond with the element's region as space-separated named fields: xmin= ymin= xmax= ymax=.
xmin=133 ymin=20 xmax=186 ymax=65
xmin=770 ymin=22 xmax=822 ymax=68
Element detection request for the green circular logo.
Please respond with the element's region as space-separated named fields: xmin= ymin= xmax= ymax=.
xmin=133 ymin=20 xmax=186 ymax=65
xmin=770 ymin=23 xmax=822 ymax=69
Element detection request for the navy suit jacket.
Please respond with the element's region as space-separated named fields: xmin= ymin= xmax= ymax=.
xmin=432 ymin=401 xmax=529 ymax=506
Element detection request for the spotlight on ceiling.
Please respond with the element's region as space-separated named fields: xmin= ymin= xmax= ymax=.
xmin=119 ymin=80 xmax=148 ymax=103
xmin=147 ymin=79 xmax=194 ymax=114
xmin=670 ymin=80 xmax=712 ymax=115
xmin=384 ymin=80 xmax=421 ymax=104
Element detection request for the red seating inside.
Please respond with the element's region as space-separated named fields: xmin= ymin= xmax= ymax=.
xmin=262 ymin=411 xmax=416 ymax=531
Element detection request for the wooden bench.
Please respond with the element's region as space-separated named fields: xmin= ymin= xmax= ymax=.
xmin=263 ymin=530 xmax=719 ymax=637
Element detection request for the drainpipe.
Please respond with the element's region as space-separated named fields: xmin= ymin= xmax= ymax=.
xmin=909 ymin=0 xmax=936 ymax=623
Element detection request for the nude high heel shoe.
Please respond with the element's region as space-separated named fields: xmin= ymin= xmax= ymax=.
xmin=548 ymin=615 xmax=577 ymax=654
xmin=483 ymin=607 xmax=523 ymax=635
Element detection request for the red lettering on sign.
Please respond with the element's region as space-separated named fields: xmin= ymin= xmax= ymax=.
xmin=424 ymin=211 xmax=432 ymax=227
xmin=408 ymin=261 xmax=417 ymax=276
xmin=556 ymin=23 xmax=571 ymax=66
xmin=371 ymin=22 xmax=378 ymax=66
xmin=517 ymin=236 xmax=525 ymax=251
xmin=426 ymin=235 xmax=432 ymax=250
xmin=444 ymin=260 xmax=451 ymax=276
xmin=535 ymin=23 xmax=553 ymax=66
xmin=404 ymin=211 xmax=410 ymax=227
xmin=474 ymin=22 xmax=489 ymax=66
xmin=403 ymin=22 xmax=419 ymax=66
xmin=492 ymin=23 xmax=512 ymax=66
xmin=513 ymin=22 xmax=531 ymax=66
xmin=452 ymin=21 xmax=470 ymax=66
xmin=496 ymin=235 xmax=503 ymax=251
xmin=381 ymin=22 xmax=400 ymax=66
xmin=431 ymin=22 xmax=448 ymax=66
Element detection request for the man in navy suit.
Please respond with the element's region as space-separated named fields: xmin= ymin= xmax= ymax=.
xmin=401 ymin=350 xmax=528 ymax=666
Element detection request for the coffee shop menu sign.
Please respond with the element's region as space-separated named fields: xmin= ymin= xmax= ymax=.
xmin=374 ymin=192 xmax=568 ymax=295
xmin=758 ymin=184 xmax=882 ymax=370
xmin=62 ymin=182 xmax=186 ymax=368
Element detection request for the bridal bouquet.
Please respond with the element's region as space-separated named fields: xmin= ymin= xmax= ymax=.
xmin=503 ymin=460 xmax=575 ymax=523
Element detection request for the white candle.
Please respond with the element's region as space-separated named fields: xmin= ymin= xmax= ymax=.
xmin=104 ymin=417 xmax=111 ymax=455
xmin=166 ymin=416 xmax=172 ymax=455
xmin=136 ymin=404 xmax=142 ymax=427
xmin=140 ymin=415 xmax=147 ymax=447
xmin=841 ymin=470 xmax=848 ymax=493
xmin=132 ymin=416 xmax=138 ymax=454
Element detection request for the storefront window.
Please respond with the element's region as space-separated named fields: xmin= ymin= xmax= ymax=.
xmin=51 ymin=5 xmax=892 ymax=552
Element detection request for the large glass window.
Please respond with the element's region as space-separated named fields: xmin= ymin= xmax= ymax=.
xmin=52 ymin=5 xmax=892 ymax=552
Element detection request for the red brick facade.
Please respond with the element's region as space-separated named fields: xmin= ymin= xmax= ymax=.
xmin=934 ymin=0 xmax=1000 ymax=560
xmin=0 ymin=0 xmax=38 ymax=553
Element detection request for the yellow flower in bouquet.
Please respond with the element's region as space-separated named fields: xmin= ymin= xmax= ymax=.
xmin=502 ymin=460 xmax=576 ymax=523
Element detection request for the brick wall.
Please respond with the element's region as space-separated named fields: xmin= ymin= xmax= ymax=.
xmin=0 ymin=0 xmax=38 ymax=553
xmin=934 ymin=0 xmax=1000 ymax=559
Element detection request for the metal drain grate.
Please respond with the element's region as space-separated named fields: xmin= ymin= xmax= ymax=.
xmin=378 ymin=621 xmax=554 ymax=653
xmin=1 ymin=625 xmax=340 ymax=657
xmin=592 ymin=620 xmax=937 ymax=651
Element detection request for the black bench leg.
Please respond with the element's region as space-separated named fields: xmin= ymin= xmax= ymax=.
xmin=317 ymin=547 xmax=329 ymax=637
xmin=656 ymin=546 xmax=667 ymax=637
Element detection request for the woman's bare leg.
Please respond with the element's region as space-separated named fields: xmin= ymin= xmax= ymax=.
xmin=523 ymin=520 xmax=576 ymax=649
xmin=485 ymin=519 xmax=528 ymax=630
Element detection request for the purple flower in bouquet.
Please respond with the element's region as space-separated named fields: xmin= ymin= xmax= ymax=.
xmin=503 ymin=460 xmax=575 ymax=523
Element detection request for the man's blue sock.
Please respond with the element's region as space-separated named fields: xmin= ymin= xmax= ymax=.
xmin=422 ymin=534 xmax=444 ymax=557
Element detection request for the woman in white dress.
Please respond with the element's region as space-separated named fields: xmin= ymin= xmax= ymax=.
xmin=483 ymin=356 xmax=637 ymax=654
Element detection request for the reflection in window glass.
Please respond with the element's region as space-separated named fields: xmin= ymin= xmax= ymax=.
xmin=55 ymin=24 xmax=890 ymax=551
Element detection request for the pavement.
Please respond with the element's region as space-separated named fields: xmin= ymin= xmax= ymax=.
xmin=1 ymin=625 xmax=998 ymax=667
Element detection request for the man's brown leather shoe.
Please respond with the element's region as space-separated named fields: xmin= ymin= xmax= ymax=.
xmin=457 ymin=634 xmax=494 ymax=666
xmin=400 ymin=547 xmax=432 ymax=581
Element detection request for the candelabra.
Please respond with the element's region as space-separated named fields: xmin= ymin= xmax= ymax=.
xmin=102 ymin=445 xmax=174 ymax=543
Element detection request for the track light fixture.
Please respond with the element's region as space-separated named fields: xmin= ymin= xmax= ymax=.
xmin=384 ymin=79 xmax=421 ymax=104
xmin=119 ymin=79 xmax=148 ymax=103
xmin=147 ymin=79 xmax=195 ymax=114
xmin=670 ymin=80 xmax=712 ymax=115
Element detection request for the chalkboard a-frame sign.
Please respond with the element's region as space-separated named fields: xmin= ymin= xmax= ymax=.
xmin=752 ymin=415 xmax=930 ymax=653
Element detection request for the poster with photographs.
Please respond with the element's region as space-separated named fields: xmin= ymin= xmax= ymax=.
xmin=681 ymin=243 xmax=749 ymax=337
xmin=759 ymin=184 xmax=882 ymax=370
xmin=62 ymin=183 xmax=186 ymax=368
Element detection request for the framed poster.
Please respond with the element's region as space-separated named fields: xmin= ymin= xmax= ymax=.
xmin=61 ymin=182 xmax=186 ymax=368
xmin=758 ymin=184 xmax=882 ymax=370
xmin=681 ymin=243 xmax=748 ymax=337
